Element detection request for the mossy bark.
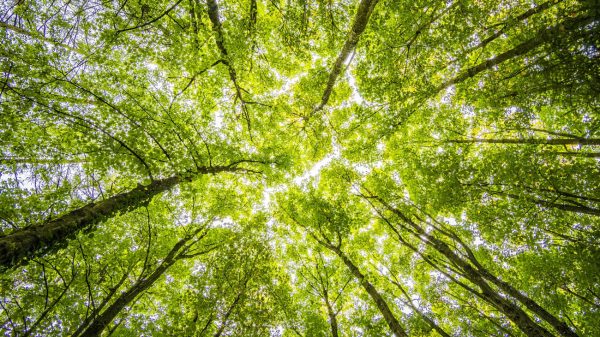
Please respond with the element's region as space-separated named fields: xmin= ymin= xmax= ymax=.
xmin=0 ymin=165 xmax=238 ymax=269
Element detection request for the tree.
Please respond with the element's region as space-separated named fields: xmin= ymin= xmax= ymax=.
xmin=0 ymin=163 xmax=260 ymax=270
xmin=1 ymin=0 xmax=599 ymax=336
xmin=76 ymin=219 xmax=215 ymax=337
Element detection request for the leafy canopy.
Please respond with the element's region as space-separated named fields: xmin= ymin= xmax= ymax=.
xmin=1 ymin=0 xmax=599 ymax=336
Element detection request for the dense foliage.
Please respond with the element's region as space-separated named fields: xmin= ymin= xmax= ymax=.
xmin=1 ymin=0 xmax=599 ymax=336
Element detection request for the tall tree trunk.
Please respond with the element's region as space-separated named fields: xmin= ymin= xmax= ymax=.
xmin=206 ymin=0 xmax=241 ymax=91
xmin=324 ymin=295 xmax=340 ymax=337
xmin=444 ymin=223 xmax=579 ymax=337
xmin=312 ymin=0 xmax=379 ymax=115
xmin=383 ymin=198 xmax=577 ymax=337
xmin=447 ymin=138 xmax=600 ymax=146
xmin=324 ymin=244 xmax=408 ymax=337
xmin=480 ymin=270 xmax=579 ymax=337
xmin=366 ymin=195 xmax=565 ymax=337
xmin=435 ymin=14 xmax=594 ymax=94
xmin=462 ymin=0 xmax=562 ymax=55
xmin=0 ymin=164 xmax=244 ymax=269
xmin=430 ymin=216 xmax=578 ymax=337
xmin=424 ymin=233 xmax=557 ymax=337
xmin=502 ymin=192 xmax=600 ymax=217
xmin=389 ymin=278 xmax=452 ymax=337
xmin=77 ymin=226 xmax=209 ymax=337
xmin=70 ymin=272 xmax=130 ymax=337
xmin=206 ymin=0 xmax=253 ymax=135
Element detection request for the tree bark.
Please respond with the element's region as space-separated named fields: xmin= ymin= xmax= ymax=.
xmin=206 ymin=0 xmax=253 ymax=134
xmin=431 ymin=217 xmax=578 ymax=337
xmin=77 ymin=226 xmax=209 ymax=337
xmin=423 ymin=231 xmax=556 ymax=337
xmin=462 ymin=0 xmax=562 ymax=55
xmin=503 ymin=192 xmax=600 ymax=217
xmin=206 ymin=0 xmax=240 ymax=91
xmin=368 ymin=195 xmax=562 ymax=337
xmin=481 ymin=270 xmax=579 ymax=337
xmin=0 ymin=164 xmax=243 ymax=269
xmin=326 ymin=245 xmax=408 ymax=337
xmin=447 ymin=138 xmax=600 ymax=146
xmin=390 ymin=279 xmax=452 ymax=337
xmin=325 ymin=301 xmax=339 ymax=337
xmin=435 ymin=14 xmax=594 ymax=94
xmin=312 ymin=0 xmax=379 ymax=115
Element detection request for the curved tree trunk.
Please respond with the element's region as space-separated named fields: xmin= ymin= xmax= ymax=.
xmin=0 ymin=164 xmax=243 ymax=269
xmin=481 ymin=270 xmax=579 ymax=337
xmin=425 ymin=234 xmax=556 ymax=337
xmin=429 ymin=214 xmax=579 ymax=337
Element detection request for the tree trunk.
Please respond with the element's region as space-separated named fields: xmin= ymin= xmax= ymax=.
xmin=0 ymin=165 xmax=241 ymax=269
xmin=430 ymin=215 xmax=579 ymax=337
xmin=206 ymin=0 xmax=254 ymax=135
xmin=503 ymin=193 xmax=600 ymax=217
xmin=312 ymin=0 xmax=379 ymax=114
xmin=418 ymin=229 xmax=556 ymax=337
xmin=327 ymin=245 xmax=408 ymax=337
xmin=447 ymin=138 xmax=600 ymax=146
xmin=206 ymin=0 xmax=242 ymax=99
xmin=369 ymin=196 xmax=560 ymax=337
xmin=324 ymin=296 xmax=340 ymax=337
xmin=435 ymin=14 xmax=594 ymax=93
xmin=390 ymin=279 xmax=452 ymax=337
xmin=481 ymin=271 xmax=579 ymax=337
xmin=77 ymin=227 xmax=208 ymax=337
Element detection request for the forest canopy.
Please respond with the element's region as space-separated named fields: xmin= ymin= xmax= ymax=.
xmin=0 ymin=0 xmax=599 ymax=336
